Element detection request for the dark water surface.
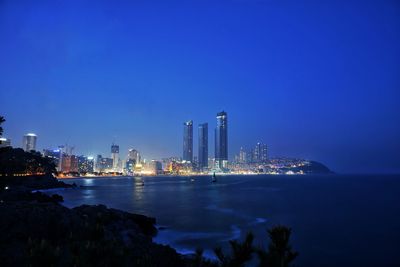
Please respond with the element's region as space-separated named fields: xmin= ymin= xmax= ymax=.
xmin=57 ymin=174 xmax=400 ymax=267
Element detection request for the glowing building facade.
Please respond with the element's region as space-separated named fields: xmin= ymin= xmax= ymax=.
xmin=128 ymin=149 xmax=141 ymax=164
xmin=78 ymin=156 xmax=94 ymax=173
xmin=23 ymin=133 xmax=37 ymax=152
xmin=111 ymin=144 xmax=119 ymax=171
xmin=183 ymin=120 xmax=193 ymax=162
xmin=253 ymin=142 xmax=268 ymax=163
xmin=215 ymin=111 xmax=228 ymax=168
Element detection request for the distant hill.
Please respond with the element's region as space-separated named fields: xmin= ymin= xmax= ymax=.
xmin=287 ymin=161 xmax=334 ymax=174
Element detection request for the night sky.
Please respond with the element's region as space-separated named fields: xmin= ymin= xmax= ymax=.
xmin=1 ymin=0 xmax=399 ymax=173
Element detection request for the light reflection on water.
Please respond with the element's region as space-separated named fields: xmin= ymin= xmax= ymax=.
xmin=82 ymin=178 xmax=94 ymax=186
xmin=56 ymin=175 xmax=400 ymax=267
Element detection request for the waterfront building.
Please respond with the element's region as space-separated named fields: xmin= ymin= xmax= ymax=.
xmin=103 ymin=158 xmax=113 ymax=172
xmin=125 ymin=159 xmax=135 ymax=173
xmin=165 ymin=160 xmax=193 ymax=175
xmin=215 ymin=111 xmax=228 ymax=168
xmin=95 ymin=155 xmax=103 ymax=172
xmin=239 ymin=147 xmax=247 ymax=164
xmin=208 ymin=158 xmax=215 ymax=169
xmin=128 ymin=149 xmax=141 ymax=164
xmin=183 ymin=120 xmax=193 ymax=162
xmin=22 ymin=133 xmax=37 ymax=152
xmin=111 ymin=144 xmax=119 ymax=171
xmin=61 ymin=155 xmax=79 ymax=173
xmin=198 ymin=123 xmax=208 ymax=169
xmin=78 ymin=156 xmax=94 ymax=173
xmin=149 ymin=160 xmax=163 ymax=175
xmin=95 ymin=155 xmax=113 ymax=172
xmin=134 ymin=163 xmax=143 ymax=173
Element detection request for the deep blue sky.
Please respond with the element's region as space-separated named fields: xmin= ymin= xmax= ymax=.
xmin=1 ymin=0 xmax=399 ymax=173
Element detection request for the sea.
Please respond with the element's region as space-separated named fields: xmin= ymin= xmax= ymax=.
xmin=55 ymin=174 xmax=400 ymax=267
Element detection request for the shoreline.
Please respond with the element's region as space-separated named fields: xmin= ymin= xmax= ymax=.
xmin=56 ymin=172 xmax=337 ymax=180
xmin=0 ymin=175 xmax=209 ymax=266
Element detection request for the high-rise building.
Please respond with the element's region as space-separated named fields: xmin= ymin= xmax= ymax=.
xmin=61 ymin=155 xmax=79 ymax=173
xmin=125 ymin=159 xmax=135 ymax=173
xmin=95 ymin=155 xmax=102 ymax=172
xmin=261 ymin=143 xmax=268 ymax=162
xmin=253 ymin=143 xmax=260 ymax=162
xmin=183 ymin=120 xmax=193 ymax=162
xmin=0 ymin=137 xmax=11 ymax=148
xmin=57 ymin=144 xmax=74 ymax=156
xmin=239 ymin=147 xmax=247 ymax=164
xmin=22 ymin=133 xmax=37 ymax=152
xmin=78 ymin=156 xmax=94 ymax=173
xmin=148 ymin=160 xmax=163 ymax=175
xmin=95 ymin=154 xmax=113 ymax=172
xmin=111 ymin=144 xmax=119 ymax=171
xmin=128 ymin=149 xmax=141 ymax=164
xmin=253 ymin=142 xmax=268 ymax=163
xmin=215 ymin=111 xmax=228 ymax=168
xmin=198 ymin=123 xmax=208 ymax=169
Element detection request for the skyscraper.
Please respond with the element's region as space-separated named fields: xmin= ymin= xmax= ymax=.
xmin=239 ymin=147 xmax=247 ymax=164
xmin=111 ymin=144 xmax=119 ymax=171
xmin=198 ymin=123 xmax=208 ymax=169
xmin=96 ymin=154 xmax=103 ymax=172
xmin=77 ymin=156 xmax=94 ymax=173
xmin=61 ymin=155 xmax=78 ymax=173
xmin=128 ymin=149 xmax=141 ymax=164
xmin=96 ymin=154 xmax=113 ymax=172
xmin=215 ymin=111 xmax=228 ymax=168
xmin=183 ymin=120 xmax=193 ymax=162
xmin=253 ymin=142 xmax=268 ymax=163
xmin=261 ymin=143 xmax=268 ymax=162
xmin=22 ymin=133 xmax=37 ymax=152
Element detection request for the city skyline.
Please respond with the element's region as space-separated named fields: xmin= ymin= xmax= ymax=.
xmin=5 ymin=111 xmax=274 ymax=167
xmin=1 ymin=2 xmax=400 ymax=267
xmin=1 ymin=0 xmax=399 ymax=173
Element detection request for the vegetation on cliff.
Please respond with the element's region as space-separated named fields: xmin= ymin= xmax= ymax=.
xmin=0 ymin=146 xmax=57 ymax=176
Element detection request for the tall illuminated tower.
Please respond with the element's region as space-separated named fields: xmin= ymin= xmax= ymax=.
xmin=183 ymin=120 xmax=193 ymax=162
xmin=198 ymin=123 xmax=208 ymax=169
xmin=215 ymin=111 xmax=228 ymax=168
xmin=254 ymin=142 xmax=268 ymax=163
xmin=23 ymin=133 xmax=37 ymax=152
xmin=111 ymin=144 xmax=119 ymax=171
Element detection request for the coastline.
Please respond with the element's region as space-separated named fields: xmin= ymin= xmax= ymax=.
xmin=0 ymin=175 xmax=202 ymax=266
xmin=56 ymin=171 xmax=335 ymax=180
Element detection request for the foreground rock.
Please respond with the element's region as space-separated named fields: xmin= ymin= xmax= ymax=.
xmin=0 ymin=190 xmax=186 ymax=267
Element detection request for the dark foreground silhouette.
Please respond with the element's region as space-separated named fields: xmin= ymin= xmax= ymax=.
xmin=0 ymin=182 xmax=297 ymax=267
